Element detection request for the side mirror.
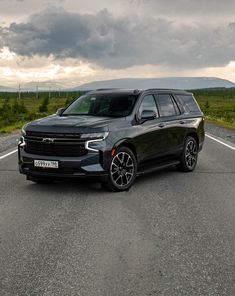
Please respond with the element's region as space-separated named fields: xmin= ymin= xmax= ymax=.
xmin=56 ymin=108 xmax=65 ymax=116
xmin=140 ymin=110 xmax=157 ymax=122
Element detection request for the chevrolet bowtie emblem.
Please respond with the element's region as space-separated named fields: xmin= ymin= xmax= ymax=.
xmin=42 ymin=138 xmax=54 ymax=143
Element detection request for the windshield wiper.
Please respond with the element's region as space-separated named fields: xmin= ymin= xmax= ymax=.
xmin=62 ymin=113 xmax=90 ymax=116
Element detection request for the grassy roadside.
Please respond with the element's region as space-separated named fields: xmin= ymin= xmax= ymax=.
xmin=0 ymin=88 xmax=235 ymax=134
xmin=193 ymin=88 xmax=235 ymax=130
xmin=0 ymin=123 xmax=25 ymax=134
xmin=0 ymin=91 xmax=81 ymax=134
xmin=203 ymin=118 xmax=235 ymax=130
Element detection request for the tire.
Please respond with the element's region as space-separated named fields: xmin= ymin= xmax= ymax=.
xmin=177 ymin=136 xmax=198 ymax=172
xmin=103 ymin=146 xmax=137 ymax=192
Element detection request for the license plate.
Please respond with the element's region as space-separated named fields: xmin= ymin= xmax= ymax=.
xmin=34 ymin=160 xmax=59 ymax=169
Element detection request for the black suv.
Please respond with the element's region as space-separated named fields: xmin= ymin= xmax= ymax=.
xmin=19 ymin=89 xmax=204 ymax=191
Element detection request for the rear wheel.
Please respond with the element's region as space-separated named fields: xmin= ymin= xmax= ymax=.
xmin=177 ymin=136 xmax=198 ymax=172
xmin=104 ymin=147 xmax=137 ymax=192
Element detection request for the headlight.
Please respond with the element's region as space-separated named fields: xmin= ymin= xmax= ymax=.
xmin=21 ymin=125 xmax=26 ymax=136
xmin=19 ymin=125 xmax=26 ymax=147
xmin=84 ymin=132 xmax=109 ymax=152
xmin=81 ymin=132 xmax=109 ymax=139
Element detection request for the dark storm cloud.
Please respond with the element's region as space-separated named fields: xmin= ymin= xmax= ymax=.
xmin=1 ymin=8 xmax=235 ymax=69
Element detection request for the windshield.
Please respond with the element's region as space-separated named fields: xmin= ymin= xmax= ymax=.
xmin=62 ymin=94 xmax=138 ymax=117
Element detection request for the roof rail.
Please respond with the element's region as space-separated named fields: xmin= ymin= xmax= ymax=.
xmin=95 ymin=88 xmax=120 ymax=91
xmin=144 ymin=88 xmax=188 ymax=92
xmin=94 ymin=88 xmax=141 ymax=94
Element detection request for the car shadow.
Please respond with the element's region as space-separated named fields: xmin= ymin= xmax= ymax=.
xmin=23 ymin=166 xmax=178 ymax=197
xmin=135 ymin=166 xmax=177 ymax=185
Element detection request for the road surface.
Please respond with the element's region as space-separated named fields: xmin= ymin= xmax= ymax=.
xmin=0 ymin=135 xmax=234 ymax=296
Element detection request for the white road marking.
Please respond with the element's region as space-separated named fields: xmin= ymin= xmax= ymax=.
xmin=0 ymin=149 xmax=18 ymax=160
xmin=206 ymin=134 xmax=235 ymax=151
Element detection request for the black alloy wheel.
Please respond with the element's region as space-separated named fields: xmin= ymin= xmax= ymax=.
xmin=105 ymin=146 xmax=137 ymax=191
xmin=177 ymin=136 xmax=198 ymax=172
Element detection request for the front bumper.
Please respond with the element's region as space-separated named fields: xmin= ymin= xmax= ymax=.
xmin=18 ymin=145 xmax=109 ymax=180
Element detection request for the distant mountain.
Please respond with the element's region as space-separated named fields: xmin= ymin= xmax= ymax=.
xmin=20 ymin=81 xmax=66 ymax=92
xmin=74 ymin=77 xmax=235 ymax=91
xmin=0 ymin=85 xmax=16 ymax=92
xmin=0 ymin=82 xmax=65 ymax=92
xmin=1 ymin=77 xmax=235 ymax=92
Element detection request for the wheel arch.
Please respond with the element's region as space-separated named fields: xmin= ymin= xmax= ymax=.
xmin=113 ymin=139 xmax=138 ymax=161
xmin=186 ymin=131 xmax=199 ymax=148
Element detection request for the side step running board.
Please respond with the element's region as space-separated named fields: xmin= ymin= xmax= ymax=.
xmin=137 ymin=161 xmax=180 ymax=177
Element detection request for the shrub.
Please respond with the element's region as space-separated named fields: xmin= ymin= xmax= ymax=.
xmin=38 ymin=97 xmax=49 ymax=113
xmin=204 ymin=100 xmax=210 ymax=110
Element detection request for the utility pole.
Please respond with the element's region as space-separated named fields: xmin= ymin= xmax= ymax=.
xmin=36 ymin=84 xmax=39 ymax=100
xmin=18 ymin=84 xmax=21 ymax=100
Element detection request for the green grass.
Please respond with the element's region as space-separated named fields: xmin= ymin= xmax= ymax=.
xmin=193 ymin=88 xmax=235 ymax=129
xmin=0 ymin=91 xmax=81 ymax=134
xmin=0 ymin=123 xmax=24 ymax=134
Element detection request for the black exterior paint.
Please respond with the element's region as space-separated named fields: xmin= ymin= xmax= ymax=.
xmin=18 ymin=89 xmax=205 ymax=181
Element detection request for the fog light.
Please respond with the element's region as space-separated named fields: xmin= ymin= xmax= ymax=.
xmin=19 ymin=136 xmax=26 ymax=147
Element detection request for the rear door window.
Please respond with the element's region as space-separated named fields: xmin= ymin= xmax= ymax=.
xmin=156 ymin=94 xmax=179 ymax=117
xmin=176 ymin=94 xmax=200 ymax=113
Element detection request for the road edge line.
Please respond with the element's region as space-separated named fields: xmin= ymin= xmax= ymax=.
xmin=206 ymin=134 xmax=235 ymax=151
xmin=0 ymin=149 xmax=18 ymax=160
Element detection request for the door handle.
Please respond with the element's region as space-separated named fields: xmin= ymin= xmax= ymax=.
xmin=179 ymin=120 xmax=185 ymax=124
xmin=158 ymin=123 xmax=165 ymax=128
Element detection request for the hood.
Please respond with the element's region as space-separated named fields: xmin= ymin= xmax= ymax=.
xmin=25 ymin=114 xmax=126 ymax=134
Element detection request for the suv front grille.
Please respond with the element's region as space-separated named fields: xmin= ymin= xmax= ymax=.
xmin=25 ymin=132 xmax=87 ymax=157
xmin=26 ymin=131 xmax=81 ymax=139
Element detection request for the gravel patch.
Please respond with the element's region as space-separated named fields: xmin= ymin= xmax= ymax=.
xmin=205 ymin=122 xmax=235 ymax=144
xmin=0 ymin=132 xmax=20 ymax=153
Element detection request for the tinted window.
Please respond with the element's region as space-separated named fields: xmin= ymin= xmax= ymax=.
xmin=172 ymin=97 xmax=181 ymax=115
xmin=176 ymin=94 xmax=200 ymax=113
xmin=156 ymin=94 xmax=177 ymax=117
xmin=63 ymin=94 xmax=138 ymax=117
xmin=139 ymin=95 xmax=158 ymax=117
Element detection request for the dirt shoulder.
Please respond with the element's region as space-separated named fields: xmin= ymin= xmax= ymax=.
xmin=205 ymin=121 xmax=235 ymax=144
xmin=0 ymin=131 xmax=20 ymax=153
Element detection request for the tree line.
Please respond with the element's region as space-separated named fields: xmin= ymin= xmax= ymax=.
xmin=0 ymin=91 xmax=82 ymax=130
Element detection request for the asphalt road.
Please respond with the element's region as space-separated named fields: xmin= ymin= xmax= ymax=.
xmin=0 ymin=136 xmax=234 ymax=296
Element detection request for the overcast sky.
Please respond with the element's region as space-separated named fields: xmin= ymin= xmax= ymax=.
xmin=1 ymin=0 xmax=235 ymax=88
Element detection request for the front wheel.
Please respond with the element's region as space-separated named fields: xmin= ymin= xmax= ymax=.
xmin=104 ymin=147 xmax=137 ymax=192
xmin=177 ymin=136 xmax=198 ymax=172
